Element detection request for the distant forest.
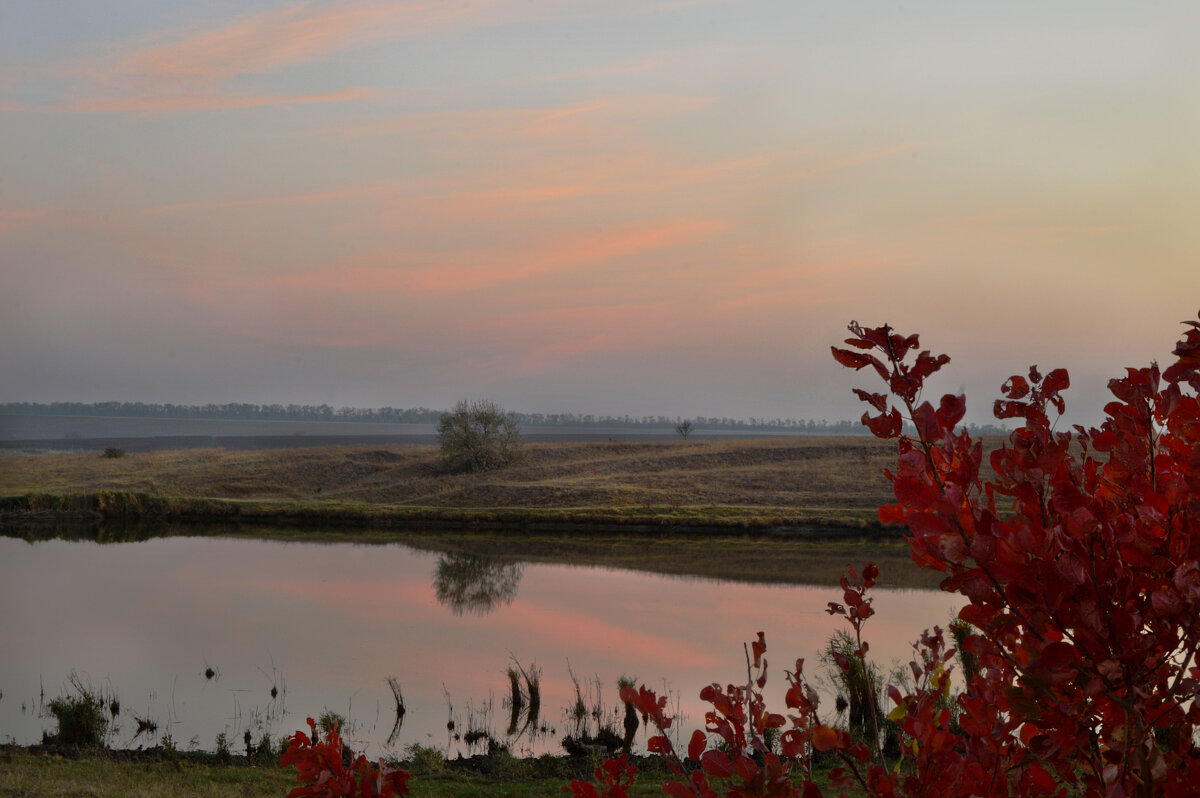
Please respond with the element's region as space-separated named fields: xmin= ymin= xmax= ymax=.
xmin=0 ymin=401 xmax=1012 ymax=436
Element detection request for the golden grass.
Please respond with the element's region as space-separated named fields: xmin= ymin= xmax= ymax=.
xmin=0 ymin=437 xmax=892 ymax=515
xmin=0 ymin=437 xmax=1006 ymax=531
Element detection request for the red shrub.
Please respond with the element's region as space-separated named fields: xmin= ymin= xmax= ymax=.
xmin=591 ymin=312 xmax=1200 ymax=798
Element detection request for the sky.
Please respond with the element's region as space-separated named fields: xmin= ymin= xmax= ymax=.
xmin=3 ymin=1 xmax=1200 ymax=426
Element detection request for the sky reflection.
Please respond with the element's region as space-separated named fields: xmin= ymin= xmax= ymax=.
xmin=0 ymin=534 xmax=960 ymax=757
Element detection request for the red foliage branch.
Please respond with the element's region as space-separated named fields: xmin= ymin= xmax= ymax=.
xmin=832 ymin=312 xmax=1200 ymax=797
xmin=280 ymin=717 xmax=410 ymax=798
xmin=588 ymin=312 xmax=1200 ymax=798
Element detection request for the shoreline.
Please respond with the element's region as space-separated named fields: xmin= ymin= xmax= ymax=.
xmin=0 ymin=488 xmax=890 ymax=536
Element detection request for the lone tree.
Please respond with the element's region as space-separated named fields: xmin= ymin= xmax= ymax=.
xmin=674 ymin=419 xmax=693 ymax=439
xmin=437 ymin=399 xmax=523 ymax=473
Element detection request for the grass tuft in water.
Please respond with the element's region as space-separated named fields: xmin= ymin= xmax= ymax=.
xmin=44 ymin=675 xmax=108 ymax=749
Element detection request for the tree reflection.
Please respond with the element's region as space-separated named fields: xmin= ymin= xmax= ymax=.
xmin=433 ymin=553 xmax=523 ymax=616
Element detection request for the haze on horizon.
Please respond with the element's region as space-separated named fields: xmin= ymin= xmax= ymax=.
xmin=3 ymin=1 xmax=1199 ymax=428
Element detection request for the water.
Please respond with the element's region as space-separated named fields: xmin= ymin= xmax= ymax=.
xmin=0 ymin=530 xmax=961 ymax=758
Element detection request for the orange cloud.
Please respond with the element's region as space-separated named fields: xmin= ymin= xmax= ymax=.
xmin=256 ymin=218 xmax=723 ymax=297
xmin=9 ymin=1 xmax=552 ymax=114
xmin=112 ymin=1 xmax=512 ymax=87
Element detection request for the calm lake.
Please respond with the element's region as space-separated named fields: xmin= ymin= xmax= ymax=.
xmin=0 ymin=528 xmax=960 ymax=758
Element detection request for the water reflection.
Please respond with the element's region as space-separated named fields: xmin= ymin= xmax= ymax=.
xmin=0 ymin=525 xmax=961 ymax=757
xmin=434 ymin=553 xmax=523 ymax=616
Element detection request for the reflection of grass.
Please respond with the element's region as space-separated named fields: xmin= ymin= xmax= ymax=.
xmin=2 ymin=518 xmax=946 ymax=589
xmin=405 ymin=532 xmax=943 ymax=590
xmin=2 ymin=437 xmax=1005 ymax=530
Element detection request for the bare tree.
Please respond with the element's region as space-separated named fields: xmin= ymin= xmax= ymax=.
xmin=675 ymin=419 xmax=693 ymax=439
xmin=437 ymin=399 xmax=523 ymax=473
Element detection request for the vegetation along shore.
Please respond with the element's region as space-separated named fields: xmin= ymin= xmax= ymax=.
xmin=0 ymin=437 xmax=998 ymax=533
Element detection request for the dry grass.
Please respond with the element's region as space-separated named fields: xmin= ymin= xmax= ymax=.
xmin=0 ymin=438 xmax=903 ymax=524
xmin=0 ymin=436 xmax=1006 ymax=529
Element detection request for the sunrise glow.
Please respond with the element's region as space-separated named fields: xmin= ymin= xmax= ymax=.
xmin=3 ymin=2 xmax=1199 ymax=422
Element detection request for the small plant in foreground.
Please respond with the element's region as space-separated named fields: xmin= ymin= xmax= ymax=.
xmin=100 ymin=447 xmax=125 ymax=458
xmin=214 ymin=731 xmax=232 ymax=765
xmin=280 ymin=716 xmax=409 ymax=797
xmin=403 ymin=742 xmax=445 ymax=776
xmin=318 ymin=710 xmax=348 ymax=742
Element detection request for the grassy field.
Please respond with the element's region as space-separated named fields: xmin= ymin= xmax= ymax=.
xmin=0 ymin=437 xmax=912 ymax=530
xmin=0 ymin=746 xmax=837 ymax=797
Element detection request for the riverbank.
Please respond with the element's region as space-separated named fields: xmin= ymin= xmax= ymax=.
xmin=0 ymin=748 xmax=633 ymax=796
xmin=0 ymin=744 xmax=683 ymax=797
xmin=0 ymin=437 xmax=912 ymax=532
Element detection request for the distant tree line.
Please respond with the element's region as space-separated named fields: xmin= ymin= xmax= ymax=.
xmin=0 ymin=401 xmax=443 ymax=423
xmin=0 ymin=401 xmax=1013 ymax=435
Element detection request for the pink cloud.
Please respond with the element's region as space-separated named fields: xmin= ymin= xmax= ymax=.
xmin=245 ymin=218 xmax=723 ymax=297
xmin=9 ymin=1 xmax=550 ymax=114
xmin=502 ymin=600 xmax=720 ymax=670
xmin=111 ymin=1 xmax=512 ymax=87
xmin=140 ymin=182 xmax=396 ymax=216
xmin=0 ymin=205 xmax=52 ymax=234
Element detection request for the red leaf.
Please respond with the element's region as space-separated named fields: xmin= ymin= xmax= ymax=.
xmin=912 ymin=401 xmax=939 ymax=440
xmin=863 ymin=408 xmax=903 ymax=438
xmin=1038 ymin=641 xmax=1078 ymax=671
xmin=862 ymin=562 xmax=879 ymax=586
xmin=648 ymin=736 xmax=673 ymax=755
xmin=734 ymin=755 xmax=759 ymax=781
xmin=751 ymin=631 xmax=767 ymax=666
xmin=568 ymin=782 xmax=599 ymax=798
xmin=700 ymin=750 xmax=735 ymax=778
xmin=1019 ymin=723 xmax=1042 ymax=747
xmin=1002 ymin=375 xmax=1030 ymax=399
xmin=688 ymin=729 xmax=707 ymax=762
xmin=1023 ymin=761 xmax=1057 ymax=794
xmin=910 ymin=350 xmax=951 ymax=380
xmin=780 ymin=730 xmax=806 ymax=758
xmin=811 ymin=725 xmax=840 ymax=752
xmin=662 ymin=782 xmax=694 ymax=798
xmin=852 ymin=388 xmax=889 ymax=412
xmin=831 ymin=347 xmax=876 ymax=371
xmin=937 ymin=393 xmax=966 ymax=428
xmin=905 ymin=511 xmax=949 ymax=538
xmin=1042 ymin=367 xmax=1070 ymax=394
